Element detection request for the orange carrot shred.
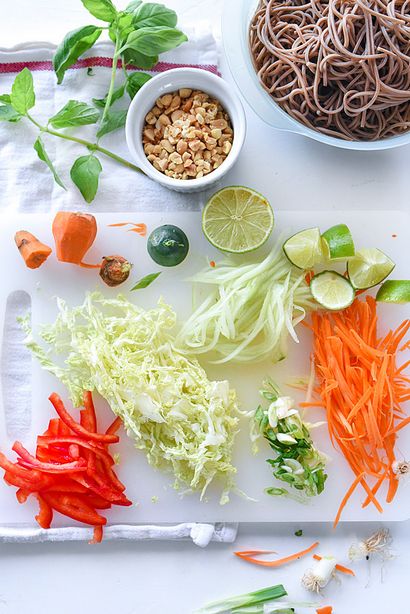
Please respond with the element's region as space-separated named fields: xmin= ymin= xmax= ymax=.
xmin=316 ymin=607 xmax=333 ymax=614
xmin=234 ymin=541 xmax=319 ymax=567
xmin=109 ymin=222 xmax=147 ymax=237
xmin=313 ymin=554 xmax=355 ymax=576
xmin=311 ymin=297 xmax=410 ymax=526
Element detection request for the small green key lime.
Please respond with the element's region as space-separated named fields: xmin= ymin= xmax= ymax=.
xmin=347 ymin=248 xmax=395 ymax=290
xmin=310 ymin=270 xmax=355 ymax=311
xmin=321 ymin=224 xmax=355 ymax=261
xmin=283 ymin=228 xmax=323 ymax=269
xmin=202 ymin=186 xmax=274 ymax=253
xmin=376 ymin=280 xmax=410 ymax=303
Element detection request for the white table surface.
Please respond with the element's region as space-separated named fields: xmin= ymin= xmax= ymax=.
xmin=1 ymin=1 xmax=409 ymax=613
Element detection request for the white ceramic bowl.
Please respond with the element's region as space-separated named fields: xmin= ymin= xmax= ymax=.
xmin=125 ymin=68 xmax=246 ymax=192
xmin=222 ymin=0 xmax=410 ymax=151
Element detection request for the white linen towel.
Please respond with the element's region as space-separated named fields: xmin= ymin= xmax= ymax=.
xmin=0 ymin=26 xmax=238 ymax=547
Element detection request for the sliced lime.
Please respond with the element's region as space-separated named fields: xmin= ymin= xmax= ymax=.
xmin=376 ymin=280 xmax=410 ymax=303
xmin=321 ymin=224 xmax=355 ymax=261
xmin=283 ymin=227 xmax=323 ymax=269
xmin=310 ymin=271 xmax=355 ymax=311
xmin=347 ymin=248 xmax=395 ymax=290
xmin=202 ymin=186 xmax=274 ymax=253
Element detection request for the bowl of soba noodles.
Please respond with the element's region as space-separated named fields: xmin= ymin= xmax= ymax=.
xmin=222 ymin=0 xmax=410 ymax=150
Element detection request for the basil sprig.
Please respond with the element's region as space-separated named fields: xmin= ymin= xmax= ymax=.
xmin=0 ymin=1 xmax=187 ymax=203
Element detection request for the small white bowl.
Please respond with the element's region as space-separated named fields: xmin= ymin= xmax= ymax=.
xmin=125 ymin=67 xmax=246 ymax=193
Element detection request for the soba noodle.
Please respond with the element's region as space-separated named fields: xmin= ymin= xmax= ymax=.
xmin=249 ymin=0 xmax=410 ymax=140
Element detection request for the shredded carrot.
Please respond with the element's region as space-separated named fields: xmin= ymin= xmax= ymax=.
xmin=210 ymin=260 xmax=216 ymax=268
xmin=305 ymin=270 xmax=314 ymax=285
xmin=316 ymin=607 xmax=333 ymax=614
xmin=234 ymin=541 xmax=319 ymax=567
xmin=109 ymin=222 xmax=147 ymax=237
xmin=310 ymin=296 xmax=410 ymax=527
xmin=313 ymin=554 xmax=355 ymax=576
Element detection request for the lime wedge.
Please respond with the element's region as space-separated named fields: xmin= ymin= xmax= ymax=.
xmin=347 ymin=248 xmax=395 ymax=290
xmin=321 ymin=224 xmax=355 ymax=261
xmin=283 ymin=228 xmax=323 ymax=269
xmin=376 ymin=280 xmax=410 ymax=303
xmin=310 ymin=271 xmax=355 ymax=311
xmin=202 ymin=186 xmax=274 ymax=253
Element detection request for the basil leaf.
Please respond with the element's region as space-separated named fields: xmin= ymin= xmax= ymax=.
xmin=97 ymin=109 xmax=127 ymax=138
xmin=70 ymin=155 xmax=102 ymax=203
xmin=125 ymin=0 xmax=142 ymax=13
xmin=122 ymin=26 xmax=187 ymax=56
xmin=49 ymin=100 xmax=100 ymax=128
xmin=10 ymin=68 xmax=35 ymax=115
xmin=0 ymin=103 xmax=22 ymax=122
xmin=131 ymin=272 xmax=161 ymax=290
xmin=126 ymin=72 xmax=152 ymax=99
xmin=93 ymin=84 xmax=125 ymax=109
xmin=53 ymin=25 xmax=102 ymax=84
xmin=34 ymin=137 xmax=67 ymax=190
xmin=0 ymin=94 xmax=11 ymax=103
xmin=80 ymin=0 xmax=117 ymax=22
xmin=132 ymin=3 xmax=177 ymax=29
xmin=122 ymin=48 xmax=158 ymax=70
xmin=109 ymin=12 xmax=134 ymax=44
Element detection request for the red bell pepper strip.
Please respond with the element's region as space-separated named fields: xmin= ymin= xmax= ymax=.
xmin=41 ymin=493 xmax=107 ymax=526
xmin=35 ymin=494 xmax=53 ymax=529
xmin=43 ymin=478 xmax=89 ymax=495
xmin=13 ymin=442 xmax=87 ymax=474
xmin=37 ymin=436 xmax=114 ymax=464
xmin=4 ymin=470 xmax=51 ymax=491
xmin=16 ymin=488 xmax=29 ymax=504
xmin=83 ymin=391 xmax=97 ymax=433
xmin=89 ymin=525 xmax=104 ymax=544
xmin=81 ymin=493 xmax=112 ymax=510
xmin=106 ymin=416 xmax=122 ymax=436
xmin=75 ymin=473 xmax=131 ymax=506
xmin=48 ymin=393 xmax=118 ymax=444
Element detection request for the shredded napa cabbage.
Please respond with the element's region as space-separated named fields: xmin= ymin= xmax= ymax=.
xmin=178 ymin=242 xmax=316 ymax=364
xmin=21 ymin=293 xmax=239 ymax=503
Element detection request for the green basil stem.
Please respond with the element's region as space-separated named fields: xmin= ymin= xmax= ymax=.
xmin=26 ymin=112 xmax=142 ymax=173
xmin=100 ymin=24 xmax=122 ymax=129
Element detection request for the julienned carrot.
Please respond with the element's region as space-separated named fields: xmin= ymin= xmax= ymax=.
xmin=108 ymin=222 xmax=147 ymax=237
xmin=317 ymin=607 xmax=333 ymax=614
xmin=14 ymin=231 xmax=52 ymax=269
xmin=313 ymin=554 xmax=355 ymax=576
xmin=309 ymin=296 xmax=410 ymax=527
xmin=234 ymin=541 xmax=319 ymax=567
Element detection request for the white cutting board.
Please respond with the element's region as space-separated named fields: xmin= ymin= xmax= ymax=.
xmin=0 ymin=210 xmax=409 ymax=526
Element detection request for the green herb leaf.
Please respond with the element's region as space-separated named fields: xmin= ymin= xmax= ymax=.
xmin=295 ymin=529 xmax=303 ymax=537
xmin=53 ymin=25 xmax=102 ymax=84
xmin=126 ymin=72 xmax=152 ymax=99
xmin=96 ymin=109 xmax=127 ymax=138
xmin=70 ymin=155 xmax=102 ymax=203
xmin=132 ymin=3 xmax=177 ymax=28
xmin=87 ymin=67 xmax=94 ymax=76
xmin=0 ymin=94 xmax=11 ymax=103
xmin=49 ymin=100 xmax=100 ymax=128
xmin=109 ymin=12 xmax=134 ymax=44
xmin=121 ymin=48 xmax=158 ymax=70
xmin=34 ymin=137 xmax=67 ymax=190
xmin=122 ymin=26 xmax=187 ymax=56
xmin=125 ymin=0 xmax=142 ymax=13
xmin=131 ymin=272 xmax=161 ymax=290
xmin=0 ymin=102 xmax=22 ymax=122
xmin=80 ymin=0 xmax=117 ymax=22
xmin=93 ymin=84 xmax=125 ymax=109
xmin=10 ymin=68 xmax=35 ymax=115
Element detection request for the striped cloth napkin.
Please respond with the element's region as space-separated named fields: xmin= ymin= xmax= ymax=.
xmin=0 ymin=25 xmax=238 ymax=547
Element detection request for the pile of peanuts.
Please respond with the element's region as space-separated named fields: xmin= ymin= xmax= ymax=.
xmin=142 ymin=89 xmax=234 ymax=180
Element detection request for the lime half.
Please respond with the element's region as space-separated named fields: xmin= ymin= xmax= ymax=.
xmin=202 ymin=186 xmax=274 ymax=253
xmin=321 ymin=224 xmax=355 ymax=261
xmin=347 ymin=248 xmax=395 ymax=290
xmin=310 ymin=271 xmax=355 ymax=311
xmin=376 ymin=280 xmax=410 ymax=303
xmin=283 ymin=228 xmax=323 ymax=269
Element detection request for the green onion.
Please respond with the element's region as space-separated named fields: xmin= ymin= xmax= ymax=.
xmin=194 ymin=584 xmax=287 ymax=614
